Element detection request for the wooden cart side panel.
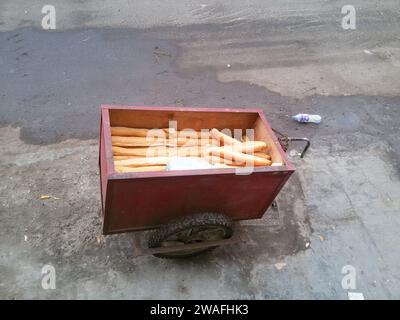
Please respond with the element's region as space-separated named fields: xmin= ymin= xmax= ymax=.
xmin=258 ymin=169 xmax=294 ymax=217
xmin=108 ymin=108 xmax=259 ymax=131
xmin=257 ymin=111 xmax=295 ymax=171
xmin=101 ymin=105 xmax=115 ymax=174
xmin=99 ymin=107 xmax=115 ymax=233
xmin=99 ymin=123 xmax=108 ymax=212
xmin=103 ymin=170 xmax=292 ymax=234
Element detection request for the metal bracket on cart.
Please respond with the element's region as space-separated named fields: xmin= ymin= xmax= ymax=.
xmin=272 ymin=128 xmax=310 ymax=158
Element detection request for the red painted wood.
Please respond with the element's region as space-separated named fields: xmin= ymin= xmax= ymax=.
xmin=99 ymin=105 xmax=295 ymax=234
xmin=101 ymin=104 xmax=263 ymax=113
xmin=99 ymin=122 xmax=107 ymax=210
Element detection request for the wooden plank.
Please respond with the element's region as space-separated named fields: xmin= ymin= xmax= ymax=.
xmin=108 ymin=108 xmax=259 ymax=131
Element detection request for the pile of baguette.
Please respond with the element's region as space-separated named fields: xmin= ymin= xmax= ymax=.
xmin=111 ymin=126 xmax=277 ymax=173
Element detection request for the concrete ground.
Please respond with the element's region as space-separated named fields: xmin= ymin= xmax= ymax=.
xmin=0 ymin=1 xmax=399 ymax=299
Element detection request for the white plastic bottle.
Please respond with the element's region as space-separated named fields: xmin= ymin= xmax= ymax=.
xmin=292 ymin=113 xmax=322 ymax=124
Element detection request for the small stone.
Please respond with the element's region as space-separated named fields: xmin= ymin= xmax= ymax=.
xmin=274 ymin=262 xmax=287 ymax=270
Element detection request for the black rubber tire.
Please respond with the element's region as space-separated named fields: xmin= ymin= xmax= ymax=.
xmin=148 ymin=213 xmax=233 ymax=259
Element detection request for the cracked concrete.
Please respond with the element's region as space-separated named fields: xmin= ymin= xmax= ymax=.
xmin=1 ymin=0 xmax=400 ymax=299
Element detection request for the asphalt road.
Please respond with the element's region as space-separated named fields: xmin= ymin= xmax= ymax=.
xmin=0 ymin=1 xmax=399 ymax=299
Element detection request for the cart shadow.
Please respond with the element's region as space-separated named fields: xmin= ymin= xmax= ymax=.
xmin=120 ymin=172 xmax=311 ymax=263
xmin=236 ymin=173 xmax=311 ymax=259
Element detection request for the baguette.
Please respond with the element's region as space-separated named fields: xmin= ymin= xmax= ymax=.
xmin=113 ymin=146 xmax=168 ymax=156
xmin=115 ymin=165 xmax=166 ymax=173
xmin=111 ymin=127 xmax=149 ymax=137
xmin=239 ymin=141 xmax=267 ymax=153
xmin=112 ymin=135 xmax=215 ymax=147
xmin=174 ymin=146 xmax=206 ymax=157
xmin=209 ymin=147 xmax=272 ymax=166
xmin=114 ymin=157 xmax=169 ymax=167
xmin=254 ymin=152 xmax=272 ymax=160
xmin=211 ymin=128 xmax=242 ymax=146
xmin=176 ymin=130 xmax=212 ymax=139
xmin=204 ymin=155 xmax=239 ymax=166
xmin=112 ymin=135 xmax=169 ymax=147
xmin=113 ymin=155 xmax=142 ymax=160
xmin=209 ymin=142 xmax=267 ymax=156
xmin=163 ymin=129 xmax=212 ymax=139
xmin=211 ymin=129 xmax=268 ymax=152
xmin=112 ymin=146 xmax=207 ymax=157
xmin=173 ymin=137 xmax=216 ymax=147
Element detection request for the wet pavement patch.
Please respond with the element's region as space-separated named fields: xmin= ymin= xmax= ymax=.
xmin=0 ymin=27 xmax=269 ymax=144
xmin=1 ymin=25 xmax=400 ymax=299
xmin=1 ymin=27 xmax=399 ymax=153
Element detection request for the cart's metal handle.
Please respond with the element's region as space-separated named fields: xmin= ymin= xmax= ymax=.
xmin=272 ymin=128 xmax=311 ymax=158
xmin=286 ymin=137 xmax=310 ymax=158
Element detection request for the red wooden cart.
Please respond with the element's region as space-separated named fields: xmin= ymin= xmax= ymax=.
xmin=99 ymin=105 xmax=297 ymax=258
